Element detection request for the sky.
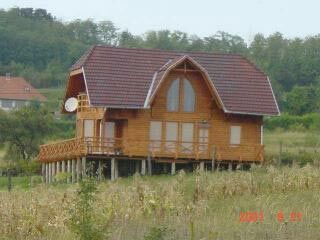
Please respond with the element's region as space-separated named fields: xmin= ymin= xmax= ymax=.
xmin=1 ymin=0 xmax=319 ymax=42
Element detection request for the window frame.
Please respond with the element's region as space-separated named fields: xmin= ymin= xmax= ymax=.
xmin=166 ymin=76 xmax=196 ymax=113
xmin=230 ymin=125 xmax=241 ymax=145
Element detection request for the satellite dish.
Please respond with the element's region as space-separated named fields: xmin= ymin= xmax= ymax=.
xmin=64 ymin=97 xmax=78 ymax=112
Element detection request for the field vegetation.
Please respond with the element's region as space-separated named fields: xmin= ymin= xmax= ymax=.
xmin=0 ymin=166 xmax=320 ymax=239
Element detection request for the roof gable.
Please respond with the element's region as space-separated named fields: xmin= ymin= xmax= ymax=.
xmin=145 ymin=55 xmax=224 ymax=110
xmin=71 ymin=46 xmax=279 ymax=116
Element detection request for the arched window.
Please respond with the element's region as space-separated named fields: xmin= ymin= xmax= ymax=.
xmin=167 ymin=79 xmax=179 ymax=111
xmin=183 ymin=79 xmax=195 ymax=112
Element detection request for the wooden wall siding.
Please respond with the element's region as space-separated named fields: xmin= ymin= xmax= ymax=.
xmin=39 ymin=66 xmax=264 ymax=162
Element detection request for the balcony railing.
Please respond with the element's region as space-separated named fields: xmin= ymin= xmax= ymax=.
xmin=38 ymin=137 xmax=264 ymax=163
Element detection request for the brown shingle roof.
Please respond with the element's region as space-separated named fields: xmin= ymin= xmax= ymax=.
xmin=0 ymin=76 xmax=46 ymax=102
xmin=71 ymin=46 xmax=279 ymax=116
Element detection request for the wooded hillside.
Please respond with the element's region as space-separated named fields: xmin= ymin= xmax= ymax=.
xmin=1 ymin=7 xmax=320 ymax=114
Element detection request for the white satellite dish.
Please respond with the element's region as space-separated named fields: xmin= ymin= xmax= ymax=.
xmin=64 ymin=97 xmax=78 ymax=112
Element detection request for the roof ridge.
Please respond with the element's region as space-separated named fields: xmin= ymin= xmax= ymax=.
xmin=94 ymin=44 xmax=246 ymax=57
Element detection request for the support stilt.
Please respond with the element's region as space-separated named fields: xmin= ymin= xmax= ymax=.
xmin=98 ymin=160 xmax=102 ymax=180
xmin=147 ymin=154 xmax=152 ymax=175
xmin=67 ymin=160 xmax=71 ymax=183
xmin=171 ymin=161 xmax=176 ymax=175
xmin=48 ymin=162 xmax=52 ymax=184
xmin=56 ymin=161 xmax=60 ymax=175
xmin=62 ymin=161 xmax=66 ymax=173
xmin=114 ymin=159 xmax=119 ymax=179
xmin=72 ymin=159 xmax=76 ymax=183
xmin=199 ymin=161 xmax=205 ymax=171
xmin=52 ymin=162 xmax=56 ymax=182
xmin=141 ymin=159 xmax=146 ymax=176
xmin=111 ymin=158 xmax=115 ymax=181
xmin=81 ymin=157 xmax=86 ymax=178
xmin=228 ymin=162 xmax=232 ymax=172
xmin=77 ymin=158 xmax=81 ymax=181
xmin=42 ymin=163 xmax=45 ymax=182
xmin=45 ymin=163 xmax=49 ymax=184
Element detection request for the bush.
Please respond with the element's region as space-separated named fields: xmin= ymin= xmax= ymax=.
xmin=265 ymin=113 xmax=320 ymax=131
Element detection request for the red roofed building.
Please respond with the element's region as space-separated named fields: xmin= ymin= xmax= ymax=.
xmin=0 ymin=75 xmax=46 ymax=110
xmin=38 ymin=46 xmax=279 ymax=183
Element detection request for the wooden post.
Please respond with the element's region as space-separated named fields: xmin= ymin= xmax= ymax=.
xmin=141 ymin=159 xmax=146 ymax=176
xmin=171 ymin=161 xmax=176 ymax=175
xmin=72 ymin=159 xmax=76 ymax=183
xmin=56 ymin=161 xmax=60 ymax=175
xmin=211 ymin=148 xmax=216 ymax=171
xmin=111 ymin=158 xmax=115 ymax=181
xmin=67 ymin=160 xmax=71 ymax=183
xmin=228 ymin=162 xmax=232 ymax=172
xmin=98 ymin=160 xmax=102 ymax=181
xmin=147 ymin=154 xmax=152 ymax=175
xmin=135 ymin=160 xmax=140 ymax=174
xmin=199 ymin=161 xmax=205 ymax=171
xmin=52 ymin=162 xmax=56 ymax=182
xmin=41 ymin=163 xmax=45 ymax=182
xmin=77 ymin=158 xmax=81 ymax=182
xmin=48 ymin=162 xmax=52 ymax=184
xmin=45 ymin=163 xmax=49 ymax=184
xmin=114 ymin=159 xmax=119 ymax=179
xmin=81 ymin=157 xmax=86 ymax=178
xmin=61 ymin=161 xmax=66 ymax=173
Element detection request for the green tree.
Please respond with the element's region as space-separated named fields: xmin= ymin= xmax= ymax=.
xmin=0 ymin=104 xmax=53 ymax=161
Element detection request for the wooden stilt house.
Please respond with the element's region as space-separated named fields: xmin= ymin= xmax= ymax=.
xmin=38 ymin=46 xmax=279 ymax=182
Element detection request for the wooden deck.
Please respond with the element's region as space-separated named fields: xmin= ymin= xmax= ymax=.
xmin=38 ymin=137 xmax=264 ymax=163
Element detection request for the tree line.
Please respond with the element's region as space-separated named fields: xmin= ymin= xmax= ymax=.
xmin=1 ymin=7 xmax=320 ymax=114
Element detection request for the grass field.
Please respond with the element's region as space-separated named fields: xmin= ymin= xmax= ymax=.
xmin=1 ymin=166 xmax=320 ymax=240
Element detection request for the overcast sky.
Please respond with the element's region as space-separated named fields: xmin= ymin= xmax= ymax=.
xmin=2 ymin=0 xmax=319 ymax=42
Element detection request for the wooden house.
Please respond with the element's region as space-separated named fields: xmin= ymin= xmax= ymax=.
xmin=38 ymin=46 xmax=279 ymax=183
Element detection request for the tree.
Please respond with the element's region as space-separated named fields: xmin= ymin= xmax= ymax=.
xmin=98 ymin=20 xmax=118 ymax=45
xmin=0 ymin=104 xmax=53 ymax=161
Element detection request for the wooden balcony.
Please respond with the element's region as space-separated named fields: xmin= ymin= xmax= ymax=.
xmin=38 ymin=137 xmax=264 ymax=163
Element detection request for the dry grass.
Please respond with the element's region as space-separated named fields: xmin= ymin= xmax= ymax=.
xmin=0 ymin=166 xmax=320 ymax=240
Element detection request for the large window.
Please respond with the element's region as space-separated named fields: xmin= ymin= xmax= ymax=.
xmin=149 ymin=121 xmax=162 ymax=151
xmin=183 ymin=79 xmax=195 ymax=112
xmin=84 ymin=120 xmax=94 ymax=138
xmin=165 ymin=122 xmax=178 ymax=152
xmin=166 ymin=78 xmax=195 ymax=112
xmin=167 ymin=79 xmax=179 ymax=111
